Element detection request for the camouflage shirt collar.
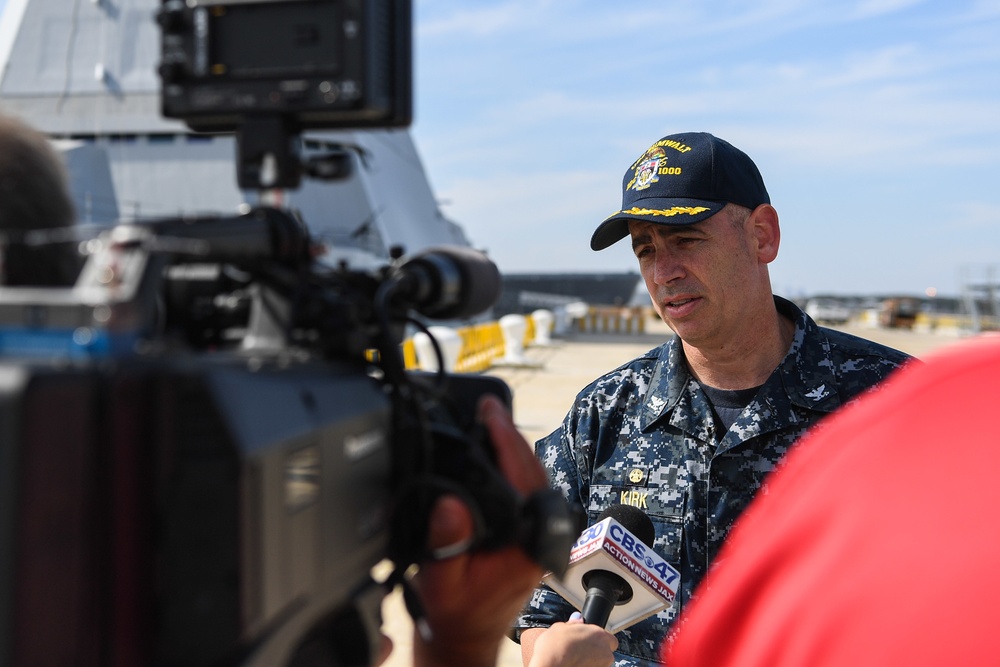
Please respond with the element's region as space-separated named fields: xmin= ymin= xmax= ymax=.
xmin=639 ymin=296 xmax=841 ymax=430
xmin=773 ymin=295 xmax=842 ymax=412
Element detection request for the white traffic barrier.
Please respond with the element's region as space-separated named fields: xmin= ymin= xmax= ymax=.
xmin=412 ymin=326 xmax=462 ymax=372
xmin=554 ymin=301 xmax=590 ymax=334
xmin=498 ymin=314 xmax=529 ymax=364
xmin=492 ymin=313 xmax=542 ymax=368
xmin=531 ymin=309 xmax=555 ymax=345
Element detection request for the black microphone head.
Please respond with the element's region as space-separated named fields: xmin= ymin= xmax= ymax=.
xmin=598 ymin=504 xmax=655 ymax=547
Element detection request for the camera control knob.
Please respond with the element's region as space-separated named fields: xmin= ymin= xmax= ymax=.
xmin=158 ymin=60 xmax=188 ymax=84
xmin=156 ymin=5 xmax=187 ymax=33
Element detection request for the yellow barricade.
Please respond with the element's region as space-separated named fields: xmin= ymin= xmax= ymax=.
xmin=453 ymin=322 xmax=504 ymax=372
xmin=401 ymin=338 xmax=418 ymax=369
xmin=577 ymin=306 xmax=647 ymax=334
xmin=401 ymin=315 xmax=539 ymax=372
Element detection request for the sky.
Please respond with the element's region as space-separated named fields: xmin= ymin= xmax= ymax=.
xmin=408 ymin=0 xmax=1000 ymax=298
xmin=0 ymin=0 xmax=997 ymax=298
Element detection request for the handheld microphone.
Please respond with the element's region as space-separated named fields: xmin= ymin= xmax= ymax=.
xmin=580 ymin=505 xmax=655 ymax=627
xmin=543 ymin=504 xmax=679 ymax=633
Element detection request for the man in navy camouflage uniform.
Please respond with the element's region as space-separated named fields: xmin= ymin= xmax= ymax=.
xmin=514 ymin=132 xmax=911 ymax=667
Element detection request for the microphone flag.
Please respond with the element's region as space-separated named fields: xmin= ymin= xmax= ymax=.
xmin=542 ymin=515 xmax=680 ymax=633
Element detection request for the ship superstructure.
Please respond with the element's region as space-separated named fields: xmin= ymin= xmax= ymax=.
xmin=0 ymin=0 xmax=470 ymax=267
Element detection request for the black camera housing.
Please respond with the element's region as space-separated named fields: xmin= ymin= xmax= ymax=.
xmin=159 ymin=0 xmax=411 ymax=132
xmin=0 ymin=209 xmax=578 ymax=666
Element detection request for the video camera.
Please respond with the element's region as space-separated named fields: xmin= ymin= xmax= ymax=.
xmin=0 ymin=1 xmax=579 ymax=665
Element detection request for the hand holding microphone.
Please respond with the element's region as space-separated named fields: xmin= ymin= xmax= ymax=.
xmin=527 ymin=612 xmax=619 ymax=667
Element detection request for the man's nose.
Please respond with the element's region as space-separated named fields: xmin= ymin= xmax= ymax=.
xmin=652 ymin=250 xmax=684 ymax=285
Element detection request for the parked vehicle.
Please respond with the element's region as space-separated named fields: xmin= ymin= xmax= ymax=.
xmin=880 ymin=297 xmax=921 ymax=329
xmin=805 ymin=298 xmax=851 ymax=325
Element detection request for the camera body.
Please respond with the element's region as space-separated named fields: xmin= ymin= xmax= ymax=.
xmin=157 ymin=0 xmax=411 ymax=189
xmin=0 ymin=207 xmax=574 ymax=666
xmin=2 ymin=349 xmax=393 ymax=666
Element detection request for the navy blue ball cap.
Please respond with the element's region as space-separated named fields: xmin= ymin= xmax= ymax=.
xmin=591 ymin=132 xmax=770 ymax=251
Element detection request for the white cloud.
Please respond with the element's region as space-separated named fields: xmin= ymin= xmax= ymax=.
xmin=416 ymin=1 xmax=536 ymax=38
xmin=816 ymin=45 xmax=924 ymax=88
xmin=851 ymin=0 xmax=930 ymax=20
xmin=947 ymin=202 xmax=1000 ymax=231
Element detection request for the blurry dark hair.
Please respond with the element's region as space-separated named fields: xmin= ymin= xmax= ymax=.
xmin=0 ymin=112 xmax=80 ymax=286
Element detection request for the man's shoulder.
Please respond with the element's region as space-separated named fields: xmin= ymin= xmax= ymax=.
xmin=816 ymin=326 xmax=912 ymax=366
xmin=799 ymin=326 xmax=913 ymax=405
xmin=779 ymin=295 xmax=910 ymax=368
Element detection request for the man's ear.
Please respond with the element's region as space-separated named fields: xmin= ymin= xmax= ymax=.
xmin=750 ymin=204 xmax=780 ymax=264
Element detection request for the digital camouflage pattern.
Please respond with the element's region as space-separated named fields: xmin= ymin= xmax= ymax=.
xmin=514 ymin=297 xmax=912 ymax=666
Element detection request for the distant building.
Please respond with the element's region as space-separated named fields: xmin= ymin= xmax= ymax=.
xmin=494 ymin=272 xmax=643 ymax=317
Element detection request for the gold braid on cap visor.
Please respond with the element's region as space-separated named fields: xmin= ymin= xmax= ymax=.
xmin=618 ymin=206 xmax=711 ymax=217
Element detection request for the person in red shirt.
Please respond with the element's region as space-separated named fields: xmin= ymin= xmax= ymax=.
xmin=663 ymin=333 xmax=1000 ymax=667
